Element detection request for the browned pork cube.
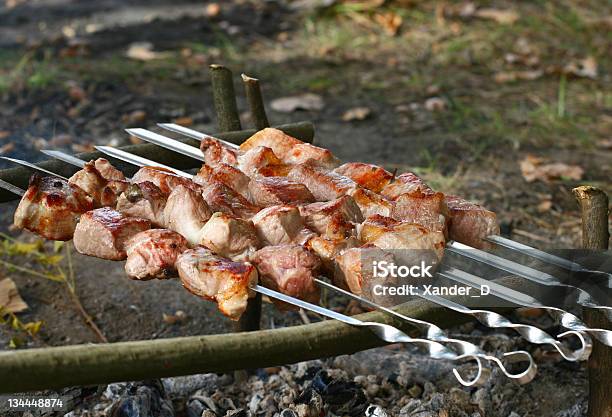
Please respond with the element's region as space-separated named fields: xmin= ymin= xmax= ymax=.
xmin=380 ymin=172 xmax=430 ymax=200
xmin=349 ymin=187 xmax=394 ymax=218
xmin=73 ymin=207 xmax=150 ymax=260
xmin=288 ymin=162 xmax=357 ymax=202
xmin=240 ymin=128 xmax=340 ymax=168
xmin=68 ymin=158 xmax=129 ymax=208
xmin=176 ymin=247 xmax=258 ymax=320
xmin=201 ymin=182 xmax=261 ymax=219
xmin=237 ymin=146 xmax=290 ymax=177
xmin=124 ymin=229 xmax=189 ymax=280
xmin=251 ymin=205 xmax=314 ymax=246
xmin=251 ymin=245 xmax=321 ymax=308
xmin=333 ymin=163 xmax=394 ymax=193
xmin=299 ymin=195 xmax=364 ymax=239
xmin=445 ymin=195 xmax=500 ymax=249
xmin=14 ymin=174 xmax=94 ymax=241
xmin=359 ymin=215 xmax=445 ymax=262
xmin=248 ymin=177 xmax=315 ymax=207
xmin=199 ymin=212 xmax=260 ymax=261
xmin=194 ymin=163 xmax=251 ymax=199
xmin=333 ymin=245 xmax=398 ymax=305
xmin=306 ymin=235 xmax=360 ymax=274
xmin=131 ymin=166 xmax=195 ymax=195
xmin=200 ymin=137 xmax=240 ymax=167
xmin=116 ymin=181 xmax=167 ymax=226
xmin=163 ymin=184 xmax=212 ymax=245
xmin=391 ymin=189 xmax=450 ymax=237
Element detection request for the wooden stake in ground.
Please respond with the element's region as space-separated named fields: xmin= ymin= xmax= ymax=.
xmin=573 ymin=185 xmax=611 ymax=417
xmin=209 ymin=64 xmax=242 ymax=132
xmin=241 ymin=74 xmax=270 ymax=130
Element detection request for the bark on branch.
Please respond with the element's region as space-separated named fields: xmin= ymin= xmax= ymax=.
xmin=242 ymin=74 xmax=270 ymax=130
xmin=210 ymin=64 xmax=242 ymax=132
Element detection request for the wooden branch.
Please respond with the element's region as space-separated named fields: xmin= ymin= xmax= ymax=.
xmin=573 ymin=185 xmax=611 ymax=417
xmin=241 ymin=74 xmax=270 ymax=130
xmin=209 ymin=64 xmax=242 ymax=132
xmin=0 ymin=121 xmax=314 ymax=203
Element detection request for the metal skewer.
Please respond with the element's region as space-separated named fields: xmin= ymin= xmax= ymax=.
xmin=0 ymin=157 xmax=68 ymax=180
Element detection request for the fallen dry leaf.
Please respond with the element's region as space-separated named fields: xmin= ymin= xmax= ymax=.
xmin=67 ymin=84 xmax=86 ymax=102
xmin=564 ymin=56 xmax=598 ymax=79
xmin=342 ymin=107 xmax=372 ymax=122
xmin=122 ymin=109 xmax=147 ymax=125
xmin=126 ymin=42 xmax=171 ymax=61
xmin=374 ymin=12 xmax=402 ymax=36
xmin=537 ymin=199 xmax=553 ymax=213
xmin=475 ymin=8 xmax=519 ymax=24
xmin=0 ymin=142 xmax=15 ymax=155
xmin=596 ymin=138 xmax=612 ymax=149
xmin=163 ymin=310 xmax=187 ymax=324
xmin=0 ymin=131 xmax=10 ymax=140
xmin=424 ymin=97 xmax=447 ymax=112
xmin=205 ymin=2 xmax=221 ymax=17
xmin=270 ymin=93 xmax=324 ymax=113
xmin=0 ymin=278 xmax=28 ymax=314
xmin=172 ymin=116 xmax=194 ymax=127
xmin=494 ymin=70 xmax=543 ymax=83
xmin=520 ymin=154 xmax=584 ymax=183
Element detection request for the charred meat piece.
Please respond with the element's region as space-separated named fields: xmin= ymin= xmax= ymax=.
xmin=391 ymin=189 xmax=449 ymax=237
xmin=333 ymin=163 xmax=393 ymax=193
xmin=68 ymin=159 xmax=129 ymax=208
xmin=199 ymin=212 xmax=260 ymax=261
xmin=445 ymin=195 xmax=500 ymax=249
xmin=299 ymin=195 xmax=364 ymax=239
xmin=306 ymin=235 xmax=360 ymax=274
xmin=116 ymin=181 xmax=167 ymax=226
xmin=200 ymin=137 xmax=240 ymax=167
xmin=201 ymin=182 xmax=261 ymax=219
xmin=237 ymin=146 xmax=290 ymax=177
xmin=251 ymin=205 xmax=315 ymax=246
xmin=163 ymin=184 xmax=212 ymax=245
xmin=14 ymin=174 xmax=94 ymax=241
xmin=124 ymin=229 xmax=189 ymax=280
xmin=380 ymin=172 xmax=430 ymax=201
xmin=240 ymin=128 xmax=340 ymax=168
xmin=131 ymin=166 xmax=195 ymax=195
xmin=359 ymin=215 xmax=445 ymax=261
xmin=176 ymin=247 xmax=258 ymax=320
xmin=349 ymin=187 xmax=394 ymax=218
xmin=248 ymin=176 xmax=315 ymax=207
xmin=73 ymin=207 xmax=150 ymax=260
xmin=288 ymin=162 xmax=357 ymax=202
xmin=333 ymin=245 xmax=398 ymax=305
xmin=251 ymin=245 xmax=321 ymax=308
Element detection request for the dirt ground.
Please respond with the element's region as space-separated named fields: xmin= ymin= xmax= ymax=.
xmin=0 ymin=1 xmax=610 ymax=415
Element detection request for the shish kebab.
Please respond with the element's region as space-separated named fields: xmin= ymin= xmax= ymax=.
xmin=0 ymin=167 xmax=502 ymax=386
xmin=2 ymin=155 xmax=537 ymax=384
xmin=10 ymin=152 xmax=584 ymax=366
xmin=112 ymin=127 xmax=609 ymax=349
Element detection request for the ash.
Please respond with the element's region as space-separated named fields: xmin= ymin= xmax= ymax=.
xmin=52 ymin=332 xmax=587 ymax=417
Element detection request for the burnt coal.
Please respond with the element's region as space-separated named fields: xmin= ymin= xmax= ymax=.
xmin=108 ymin=380 xmax=174 ymax=417
xmin=303 ymin=370 xmax=368 ymax=416
xmin=225 ymin=408 xmax=247 ymax=417
xmin=280 ymin=409 xmax=299 ymax=417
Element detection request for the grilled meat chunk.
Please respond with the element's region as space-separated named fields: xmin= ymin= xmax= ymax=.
xmin=131 ymin=166 xmax=194 ymax=195
xmin=240 ymin=128 xmax=340 ymax=168
xmin=176 ymin=247 xmax=258 ymax=320
xmin=68 ymin=158 xmax=128 ymax=208
xmin=251 ymin=245 xmax=321 ymax=308
xmin=248 ymin=176 xmax=315 ymax=207
xmin=299 ymin=195 xmax=364 ymax=239
xmin=349 ymin=187 xmax=394 ymax=218
xmin=163 ymin=184 xmax=212 ymax=245
xmin=200 ymin=137 xmax=240 ymax=167
xmin=251 ymin=205 xmax=315 ymax=246
xmin=73 ymin=207 xmax=150 ymax=260
xmin=116 ymin=181 xmax=167 ymax=226
xmin=14 ymin=174 xmax=94 ymax=241
xmin=199 ymin=212 xmax=260 ymax=261
xmin=359 ymin=215 xmax=445 ymax=262
xmin=201 ymin=182 xmax=261 ymax=219
xmin=288 ymin=162 xmax=357 ymax=201
xmin=306 ymin=235 xmax=360 ymax=274
xmin=445 ymin=195 xmax=500 ymax=249
xmin=333 ymin=245 xmax=398 ymax=305
xmin=380 ymin=172 xmax=430 ymax=201
xmin=391 ymin=189 xmax=449 ymax=237
xmin=333 ymin=163 xmax=393 ymax=193
xmin=237 ymin=146 xmax=290 ymax=177
xmin=124 ymin=229 xmax=188 ymax=280
xmin=195 ymin=163 xmax=251 ymax=199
